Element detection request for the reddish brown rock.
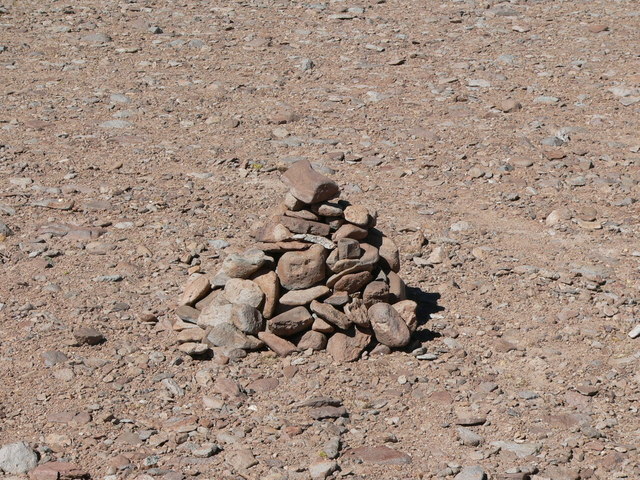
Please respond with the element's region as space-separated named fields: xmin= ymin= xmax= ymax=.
xmin=326 ymin=326 xmax=371 ymax=362
xmin=279 ymin=215 xmax=331 ymax=237
xmin=247 ymin=377 xmax=280 ymax=393
xmin=30 ymin=462 xmax=89 ymax=480
xmin=297 ymin=330 xmax=327 ymax=351
xmin=392 ymin=300 xmax=418 ymax=333
xmin=337 ymin=238 xmax=361 ymax=260
xmin=268 ymin=306 xmax=314 ymax=336
xmin=332 ymin=223 xmax=368 ymax=241
xmin=281 ymin=160 xmax=339 ymax=204
xmin=344 ymin=446 xmax=412 ymax=465
xmin=251 ymin=269 xmax=280 ymax=319
xmin=279 ymin=285 xmax=329 ymax=305
xmin=388 ymin=271 xmax=406 ymax=302
xmin=343 ymin=205 xmax=372 ymax=227
xmin=258 ymin=331 xmax=298 ymax=356
xmin=332 ymin=270 xmax=374 ymax=293
xmin=344 ymin=298 xmax=371 ymax=328
xmin=179 ymin=275 xmax=211 ymax=306
xmin=363 ymin=281 xmax=390 ymax=308
xmin=277 ymin=244 xmax=327 ymax=290
xmin=73 ymin=327 xmax=105 ymax=345
xmin=310 ymin=300 xmax=351 ymax=329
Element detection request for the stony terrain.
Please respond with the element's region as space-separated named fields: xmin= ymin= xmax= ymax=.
xmin=0 ymin=0 xmax=639 ymax=479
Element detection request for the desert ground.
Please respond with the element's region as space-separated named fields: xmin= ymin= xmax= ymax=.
xmin=0 ymin=0 xmax=639 ymax=479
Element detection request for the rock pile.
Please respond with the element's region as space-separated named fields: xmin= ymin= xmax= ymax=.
xmin=174 ymin=160 xmax=419 ymax=362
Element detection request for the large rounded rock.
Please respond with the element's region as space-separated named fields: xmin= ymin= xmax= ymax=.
xmin=223 ymin=278 xmax=264 ymax=308
xmin=198 ymin=303 xmax=263 ymax=335
xmin=205 ymin=323 xmax=263 ymax=350
xmin=0 ymin=442 xmax=38 ymax=474
xmin=277 ymin=244 xmax=326 ymax=290
xmin=368 ymin=303 xmax=411 ymax=347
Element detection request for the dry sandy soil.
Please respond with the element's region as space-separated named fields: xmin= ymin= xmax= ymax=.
xmin=1 ymin=0 xmax=639 ymax=479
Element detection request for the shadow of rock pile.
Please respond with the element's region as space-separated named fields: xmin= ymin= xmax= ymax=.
xmin=174 ymin=160 xmax=421 ymax=362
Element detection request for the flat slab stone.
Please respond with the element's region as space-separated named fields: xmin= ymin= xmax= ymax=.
xmin=280 ymin=285 xmax=330 ymax=305
xmin=344 ymin=446 xmax=411 ymax=465
xmin=268 ymin=306 xmax=314 ymax=336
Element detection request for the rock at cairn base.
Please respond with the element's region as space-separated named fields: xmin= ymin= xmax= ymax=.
xmin=174 ymin=160 xmax=422 ymax=361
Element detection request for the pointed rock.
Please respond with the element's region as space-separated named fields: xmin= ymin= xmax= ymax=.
xmin=281 ymin=160 xmax=339 ymax=204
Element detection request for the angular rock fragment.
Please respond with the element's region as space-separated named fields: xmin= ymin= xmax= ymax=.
xmin=281 ymin=159 xmax=339 ymax=204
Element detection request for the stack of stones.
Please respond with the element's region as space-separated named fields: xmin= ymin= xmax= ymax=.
xmin=174 ymin=160 xmax=418 ymax=362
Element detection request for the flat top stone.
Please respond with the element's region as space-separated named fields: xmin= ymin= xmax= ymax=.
xmin=344 ymin=445 xmax=411 ymax=465
xmin=282 ymin=160 xmax=339 ymax=204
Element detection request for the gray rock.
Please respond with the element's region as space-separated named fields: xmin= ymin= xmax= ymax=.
xmin=490 ymin=440 xmax=541 ymax=458
xmin=205 ymin=323 xmax=263 ymax=350
xmin=309 ymin=461 xmax=338 ymax=479
xmin=99 ymin=120 xmax=132 ymax=129
xmin=0 ymin=221 xmax=13 ymax=237
xmin=454 ymin=466 xmax=486 ymax=480
xmin=457 ymin=427 xmax=484 ymax=446
xmin=226 ymin=449 xmax=258 ymax=470
xmin=198 ymin=303 xmax=262 ymax=335
xmin=0 ymin=442 xmax=38 ymax=474
xmin=223 ymin=279 xmax=264 ymax=308
xmin=82 ymin=32 xmax=112 ymax=43
xmin=368 ymin=302 xmax=411 ymax=347
xmin=221 ymin=249 xmax=268 ymax=278
xmin=41 ymin=350 xmax=68 ymax=367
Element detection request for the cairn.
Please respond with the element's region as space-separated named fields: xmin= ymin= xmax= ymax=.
xmin=174 ymin=160 xmax=418 ymax=362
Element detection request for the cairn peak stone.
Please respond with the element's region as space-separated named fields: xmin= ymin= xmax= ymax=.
xmin=282 ymin=160 xmax=339 ymax=204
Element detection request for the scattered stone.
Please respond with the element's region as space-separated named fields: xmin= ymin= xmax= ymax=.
xmin=0 ymin=442 xmax=38 ymax=474
xmin=309 ymin=461 xmax=338 ymax=480
xmin=73 ymin=327 xmax=105 ymax=345
xmin=344 ymin=446 xmax=411 ymax=465
xmin=454 ymin=466 xmax=487 ymax=480
xmin=458 ymin=427 xmax=485 ymax=446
